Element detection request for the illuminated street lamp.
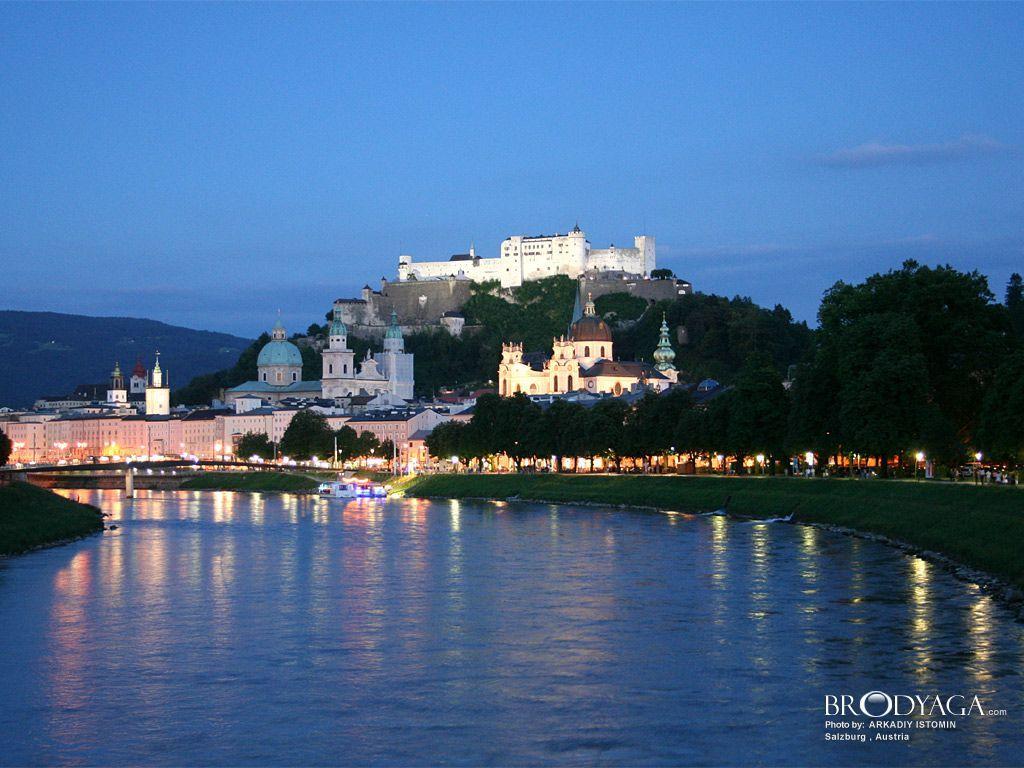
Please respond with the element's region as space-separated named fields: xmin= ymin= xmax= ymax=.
xmin=914 ymin=451 xmax=925 ymax=481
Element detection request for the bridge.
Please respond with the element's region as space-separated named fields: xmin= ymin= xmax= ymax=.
xmin=2 ymin=459 xmax=275 ymax=476
xmin=0 ymin=459 xmax=297 ymax=492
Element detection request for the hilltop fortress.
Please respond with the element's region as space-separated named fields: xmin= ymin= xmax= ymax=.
xmin=333 ymin=225 xmax=691 ymax=339
xmin=398 ymin=224 xmax=655 ymax=288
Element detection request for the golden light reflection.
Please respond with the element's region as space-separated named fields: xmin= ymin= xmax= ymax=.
xmin=710 ymin=514 xmax=727 ymax=586
xmin=749 ymin=524 xmax=770 ymax=614
xmin=48 ymin=549 xmax=93 ymax=716
xmin=449 ymin=499 xmax=461 ymax=532
xmin=908 ymin=556 xmax=934 ymax=682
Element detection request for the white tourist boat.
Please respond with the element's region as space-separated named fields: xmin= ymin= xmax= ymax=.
xmin=317 ymin=478 xmax=387 ymax=499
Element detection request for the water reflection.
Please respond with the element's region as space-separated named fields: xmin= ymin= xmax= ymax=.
xmin=2 ymin=491 xmax=1022 ymax=767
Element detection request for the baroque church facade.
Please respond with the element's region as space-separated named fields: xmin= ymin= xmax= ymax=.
xmin=225 ymin=313 xmax=414 ymax=405
xmin=498 ymin=294 xmax=678 ymax=397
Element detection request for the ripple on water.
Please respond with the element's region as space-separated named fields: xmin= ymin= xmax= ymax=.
xmin=0 ymin=490 xmax=1021 ymax=767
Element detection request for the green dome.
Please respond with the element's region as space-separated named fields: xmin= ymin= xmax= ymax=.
xmin=330 ymin=316 xmax=348 ymax=337
xmin=257 ymin=338 xmax=303 ymax=368
xmin=385 ymin=310 xmax=402 ymax=339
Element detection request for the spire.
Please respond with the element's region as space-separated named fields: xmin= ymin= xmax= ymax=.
xmin=569 ymin=284 xmax=584 ymax=334
xmin=151 ymin=351 xmax=165 ymax=388
xmin=111 ymin=361 xmax=122 ymax=377
xmin=653 ymin=313 xmax=677 ymax=371
xmin=584 ymin=292 xmax=596 ymax=317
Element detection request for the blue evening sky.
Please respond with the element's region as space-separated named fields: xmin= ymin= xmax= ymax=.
xmin=2 ymin=2 xmax=1022 ymax=337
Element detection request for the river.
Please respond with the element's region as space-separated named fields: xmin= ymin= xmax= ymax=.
xmin=0 ymin=490 xmax=1021 ymax=766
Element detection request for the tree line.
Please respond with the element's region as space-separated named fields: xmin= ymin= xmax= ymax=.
xmin=428 ymin=264 xmax=1024 ymax=474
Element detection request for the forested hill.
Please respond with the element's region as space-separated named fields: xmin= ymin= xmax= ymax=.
xmin=404 ymin=276 xmax=814 ymax=395
xmin=0 ymin=311 xmax=251 ymax=407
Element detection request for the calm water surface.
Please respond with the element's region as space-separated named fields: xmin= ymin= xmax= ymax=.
xmin=1 ymin=490 xmax=1022 ymax=766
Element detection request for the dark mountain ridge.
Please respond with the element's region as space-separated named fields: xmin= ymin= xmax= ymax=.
xmin=0 ymin=310 xmax=251 ymax=407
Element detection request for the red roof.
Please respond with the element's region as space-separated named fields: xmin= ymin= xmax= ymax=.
xmin=132 ymin=359 xmax=146 ymax=377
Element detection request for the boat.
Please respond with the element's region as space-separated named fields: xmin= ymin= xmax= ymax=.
xmin=317 ymin=478 xmax=387 ymax=499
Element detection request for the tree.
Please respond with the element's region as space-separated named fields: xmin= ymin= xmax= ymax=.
xmin=977 ymin=350 xmax=1024 ymax=464
xmin=1007 ymin=273 xmax=1024 ymax=340
xmin=726 ymin=354 xmax=789 ymax=471
xmin=333 ymin=426 xmax=360 ymax=462
xmin=0 ymin=431 xmax=11 ymax=466
xmin=833 ymin=314 xmax=931 ymax=473
xmin=354 ymin=430 xmax=381 ymax=460
xmin=584 ymin=398 xmax=629 ymax=470
xmin=237 ymin=431 xmax=275 ymax=460
xmin=280 ymin=410 xmax=334 ymax=461
xmin=786 ymin=359 xmax=840 ymax=472
xmin=541 ymin=400 xmax=588 ymax=471
xmin=818 ymin=261 xmax=1007 ymax=449
xmin=651 ymin=268 xmax=675 ymax=280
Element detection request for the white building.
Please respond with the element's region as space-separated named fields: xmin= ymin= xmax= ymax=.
xmin=144 ymin=353 xmax=170 ymax=416
xmin=321 ymin=309 xmax=414 ymax=400
xmin=398 ymin=224 xmax=656 ymax=288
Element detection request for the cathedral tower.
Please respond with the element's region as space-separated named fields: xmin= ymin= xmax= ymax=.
xmin=107 ymin=362 xmax=127 ymax=404
xmin=321 ymin=307 xmax=357 ymax=395
xmin=145 ymin=352 xmax=171 ymax=416
xmin=378 ymin=311 xmax=414 ymax=399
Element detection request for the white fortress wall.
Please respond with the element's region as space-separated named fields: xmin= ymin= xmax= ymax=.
xmin=397 ymin=228 xmax=655 ymax=289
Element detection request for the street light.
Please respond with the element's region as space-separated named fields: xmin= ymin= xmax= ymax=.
xmin=914 ymin=451 xmax=925 ymax=481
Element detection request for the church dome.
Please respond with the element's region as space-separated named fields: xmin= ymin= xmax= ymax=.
xmin=257 ymin=338 xmax=303 ymax=367
xmin=570 ymin=315 xmax=613 ymax=343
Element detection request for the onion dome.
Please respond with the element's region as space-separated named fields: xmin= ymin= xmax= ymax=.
xmin=653 ymin=314 xmax=677 ymax=371
xmin=111 ymin=362 xmax=122 ymax=377
xmin=570 ymin=292 xmax=613 ymax=342
xmin=132 ymin=359 xmax=146 ymax=378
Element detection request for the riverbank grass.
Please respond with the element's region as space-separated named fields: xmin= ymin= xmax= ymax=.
xmin=401 ymin=474 xmax=1024 ymax=589
xmin=0 ymin=482 xmax=105 ymax=555
xmin=179 ymin=472 xmax=320 ymax=492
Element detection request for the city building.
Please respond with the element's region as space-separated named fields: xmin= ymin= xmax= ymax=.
xmin=498 ymin=295 xmax=677 ymax=397
xmin=398 ymin=224 xmax=656 ymax=288
xmin=321 ymin=309 xmax=414 ymax=400
xmin=144 ymin=353 xmax=171 ymax=416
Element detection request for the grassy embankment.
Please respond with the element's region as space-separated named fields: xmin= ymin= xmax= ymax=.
xmin=0 ymin=482 xmax=105 ymax=555
xmin=400 ymin=474 xmax=1024 ymax=589
xmin=179 ymin=472 xmax=320 ymax=492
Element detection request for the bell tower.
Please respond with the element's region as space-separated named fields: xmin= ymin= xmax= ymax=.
xmin=145 ymin=352 xmax=171 ymax=416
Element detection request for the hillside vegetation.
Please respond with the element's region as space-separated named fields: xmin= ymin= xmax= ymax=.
xmin=172 ymin=275 xmax=814 ymax=400
xmin=0 ymin=311 xmax=250 ymax=408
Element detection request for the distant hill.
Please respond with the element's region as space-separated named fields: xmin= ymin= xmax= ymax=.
xmin=0 ymin=311 xmax=252 ymax=407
